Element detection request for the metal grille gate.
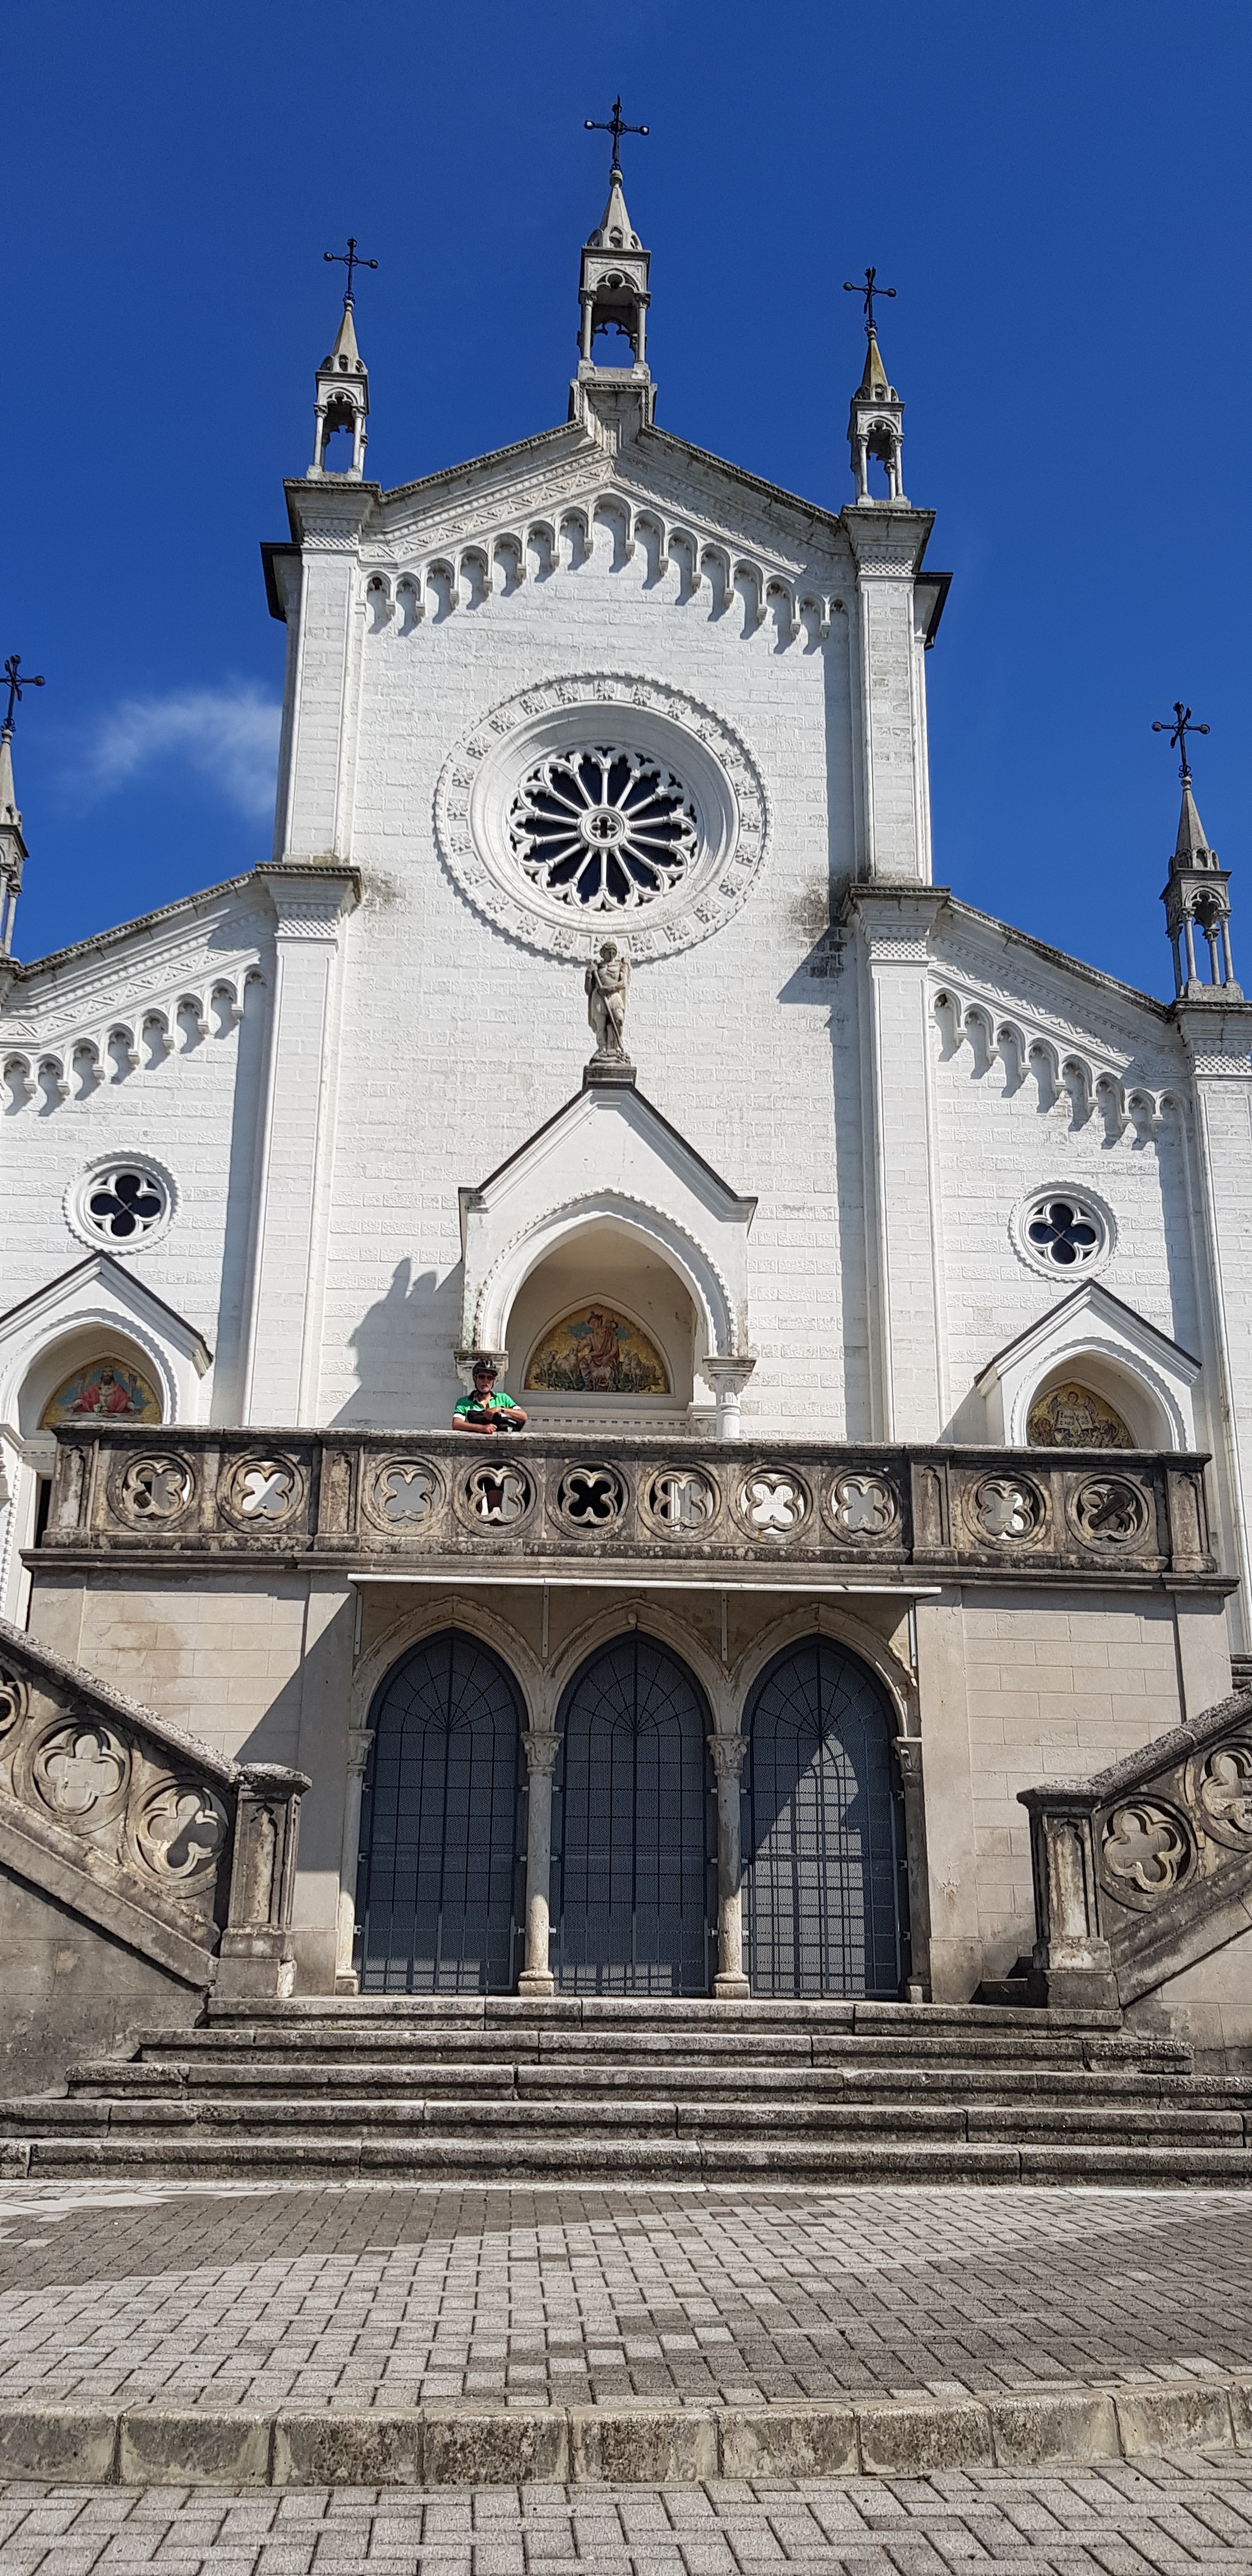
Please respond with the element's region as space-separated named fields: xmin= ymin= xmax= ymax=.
xmin=355 ymin=1631 xmax=523 ymax=1993
xmin=744 ymin=1639 xmax=908 ymax=1997
xmin=553 ymin=1634 xmax=715 ymax=1995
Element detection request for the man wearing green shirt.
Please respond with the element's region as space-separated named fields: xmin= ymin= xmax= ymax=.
xmin=453 ymin=1356 xmax=528 ymax=1435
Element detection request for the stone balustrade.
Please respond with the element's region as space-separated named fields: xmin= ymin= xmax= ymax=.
xmin=0 ymin=1617 xmax=309 ymax=2000
xmin=36 ymin=1426 xmax=1219 ymax=1589
xmin=1021 ymin=1682 xmax=1252 ymax=2011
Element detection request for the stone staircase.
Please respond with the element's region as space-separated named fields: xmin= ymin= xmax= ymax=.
xmin=4 ymin=1996 xmax=1252 ymax=2184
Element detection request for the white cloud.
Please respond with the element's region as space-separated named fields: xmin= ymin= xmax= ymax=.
xmin=83 ymin=682 xmax=282 ymax=823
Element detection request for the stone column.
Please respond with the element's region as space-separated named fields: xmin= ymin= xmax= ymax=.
xmin=705 ymin=1358 xmax=756 ymax=1443
xmin=217 ymin=1763 xmax=312 ymax=2000
xmin=893 ymin=1735 xmax=932 ymax=2002
xmin=1018 ymin=1786 xmax=1118 ymax=2012
xmin=519 ymin=1730 xmax=560 ymax=1998
xmin=708 ymin=1733 xmax=750 ymax=1998
xmin=333 ymin=1726 xmax=374 ymax=1995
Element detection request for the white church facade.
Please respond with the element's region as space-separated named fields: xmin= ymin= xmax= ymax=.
xmin=3 ymin=158 xmax=1252 ymax=2087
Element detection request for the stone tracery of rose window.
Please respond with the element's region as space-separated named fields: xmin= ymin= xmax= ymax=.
xmin=508 ymin=747 xmax=698 ymax=910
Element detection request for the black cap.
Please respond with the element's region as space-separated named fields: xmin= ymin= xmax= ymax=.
xmin=470 ymin=1356 xmax=498 ymax=1376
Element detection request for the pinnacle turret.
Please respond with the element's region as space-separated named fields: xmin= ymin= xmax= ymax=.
xmin=576 ymin=100 xmax=653 ymax=411
xmin=844 ymin=271 xmax=906 ymax=504
xmin=310 ymin=237 xmax=375 ymax=479
xmin=1155 ymin=704 xmax=1241 ymax=1000
xmin=0 ymin=656 xmax=43 ymax=960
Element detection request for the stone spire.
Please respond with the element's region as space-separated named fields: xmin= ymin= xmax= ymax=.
xmin=310 ymin=243 xmax=373 ymax=479
xmin=576 ymin=104 xmax=653 ymax=422
xmin=0 ymin=719 xmax=27 ymax=960
xmin=0 ymin=655 xmax=42 ymax=960
xmin=1156 ymin=707 xmax=1241 ymax=999
xmin=847 ymin=320 xmax=906 ymax=503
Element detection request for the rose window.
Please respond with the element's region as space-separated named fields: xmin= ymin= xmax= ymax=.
xmin=82 ymin=1165 xmax=168 ymax=1243
xmin=507 ymin=747 xmax=698 ymax=910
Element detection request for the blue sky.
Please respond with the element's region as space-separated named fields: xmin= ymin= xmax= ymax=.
xmin=5 ymin=0 xmax=1249 ymax=999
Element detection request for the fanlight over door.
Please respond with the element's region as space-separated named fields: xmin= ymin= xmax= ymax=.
xmin=744 ymin=1639 xmax=908 ymax=1998
xmin=553 ymin=1634 xmax=715 ymax=1995
xmin=355 ymin=1631 xmax=523 ymax=1994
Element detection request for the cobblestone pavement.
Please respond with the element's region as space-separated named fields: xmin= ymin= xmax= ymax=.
xmin=2 ymin=2455 xmax=1252 ymax=2572
xmin=0 ymin=2183 xmax=1247 ymax=2416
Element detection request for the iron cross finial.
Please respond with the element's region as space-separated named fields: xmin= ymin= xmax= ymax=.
xmin=2 ymin=656 xmax=45 ymax=737
xmin=843 ymin=266 xmax=897 ymax=335
xmin=323 ymin=235 xmax=378 ymax=307
xmin=1152 ymin=701 xmax=1210 ymax=783
xmin=584 ymin=95 xmax=649 ymax=174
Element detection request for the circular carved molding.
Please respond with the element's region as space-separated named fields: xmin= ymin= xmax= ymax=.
xmin=640 ymin=1466 xmax=719 ymax=1538
xmin=551 ymin=1463 xmax=628 ymax=1533
xmin=128 ymin=1777 xmax=229 ymax=1893
xmin=733 ymin=1468 xmax=811 ymax=1540
xmin=455 ymin=1458 xmax=536 ymax=1532
xmin=0 ymin=1669 xmax=27 ymax=1743
xmin=113 ymin=1455 xmax=197 ymax=1527
xmin=1069 ymin=1476 xmax=1150 ymax=1546
xmin=1100 ymin=1798 xmax=1194 ymax=1909
xmin=823 ymin=1470 xmax=901 ymax=1544
xmin=969 ymin=1475 xmax=1045 ymax=1544
xmin=363 ymin=1457 xmax=445 ymax=1533
xmin=434 ymin=674 xmax=770 ymax=962
xmin=1190 ymin=1741 xmax=1252 ymax=1848
xmin=218 ymin=1454 xmax=306 ymax=1532
xmin=31 ymin=1723 xmax=130 ymax=1832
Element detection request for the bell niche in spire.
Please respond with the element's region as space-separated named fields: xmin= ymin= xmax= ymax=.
xmin=576 ymin=99 xmax=655 ymax=429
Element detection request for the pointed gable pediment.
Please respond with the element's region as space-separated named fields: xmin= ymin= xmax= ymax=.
xmin=459 ymin=1073 xmax=755 ymax=1363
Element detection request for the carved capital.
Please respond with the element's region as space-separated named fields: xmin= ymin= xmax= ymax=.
xmin=521 ymin=1730 xmax=560 ymax=1779
xmin=708 ymin=1733 xmax=747 ymax=1783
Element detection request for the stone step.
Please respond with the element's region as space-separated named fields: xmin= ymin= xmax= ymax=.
xmin=3 ymin=2096 xmax=1244 ymax=2143
xmin=7 ymin=2131 xmax=1252 ymax=2185
xmin=133 ymin=2025 xmax=1187 ymax=2071
xmin=202 ymin=1995 xmax=1125 ymax=2033
xmin=61 ymin=2057 xmax=1251 ymax=2108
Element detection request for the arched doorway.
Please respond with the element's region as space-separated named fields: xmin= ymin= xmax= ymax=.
xmin=355 ymin=1631 xmax=523 ymax=1994
xmin=553 ymin=1634 xmax=715 ymax=1995
xmin=744 ymin=1639 xmax=908 ymax=1998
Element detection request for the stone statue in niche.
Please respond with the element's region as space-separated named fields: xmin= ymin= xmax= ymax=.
xmin=585 ymin=939 xmax=630 ymax=1059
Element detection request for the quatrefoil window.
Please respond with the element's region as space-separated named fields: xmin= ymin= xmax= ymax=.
xmin=508 ymin=748 xmax=698 ymax=910
xmin=70 ymin=1159 xmax=175 ymax=1251
xmin=1020 ymin=1193 xmax=1107 ymax=1272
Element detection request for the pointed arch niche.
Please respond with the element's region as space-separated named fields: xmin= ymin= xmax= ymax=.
xmin=459 ymin=1077 xmax=757 ymax=1436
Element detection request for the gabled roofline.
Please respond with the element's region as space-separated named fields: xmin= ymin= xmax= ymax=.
xmin=0 ymin=1252 xmax=213 ymax=1369
xmin=977 ymin=1278 xmax=1200 ymax=1383
xmin=277 ymin=413 xmax=938 ymax=567
xmin=939 ymin=893 xmax=1174 ymax=1023
xmin=1 ymin=873 xmax=261 ymax=986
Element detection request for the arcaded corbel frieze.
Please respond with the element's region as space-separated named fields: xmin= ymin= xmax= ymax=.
xmin=1 ymin=966 xmax=266 ymax=1121
xmin=931 ymin=978 xmax=1183 ymax=1143
xmin=361 ymin=479 xmax=851 ymax=657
